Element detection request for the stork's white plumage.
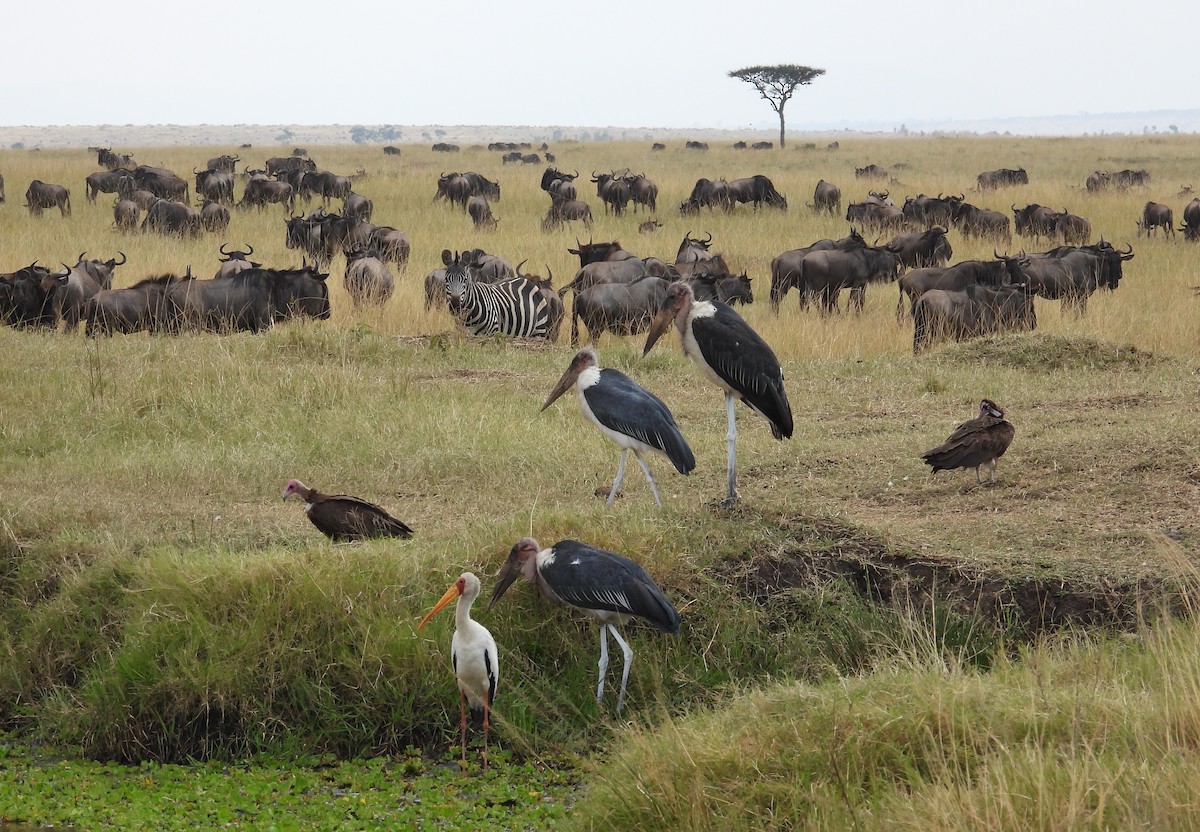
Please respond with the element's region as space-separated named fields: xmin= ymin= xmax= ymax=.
xmin=488 ymin=537 xmax=680 ymax=712
xmin=418 ymin=572 xmax=498 ymax=772
xmin=644 ymin=280 xmax=793 ymax=505
xmin=541 ymin=348 xmax=695 ymax=506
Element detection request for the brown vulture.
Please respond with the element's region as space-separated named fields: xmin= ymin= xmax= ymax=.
xmin=282 ymin=479 xmax=414 ymax=541
xmin=922 ymin=399 xmax=1015 ymax=484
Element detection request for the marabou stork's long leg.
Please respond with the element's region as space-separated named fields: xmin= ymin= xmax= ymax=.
xmin=633 ymin=452 xmax=664 ymax=507
xmin=608 ymin=625 xmax=635 ymax=713
xmin=607 ymin=450 xmax=629 ymax=507
xmin=596 ymin=624 xmax=610 ymax=701
xmin=724 ymin=393 xmax=739 ymax=505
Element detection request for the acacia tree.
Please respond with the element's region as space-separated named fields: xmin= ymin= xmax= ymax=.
xmin=728 ymin=64 xmax=826 ymax=149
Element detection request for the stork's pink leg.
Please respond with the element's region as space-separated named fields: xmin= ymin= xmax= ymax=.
xmin=482 ymin=700 xmax=490 ymax=773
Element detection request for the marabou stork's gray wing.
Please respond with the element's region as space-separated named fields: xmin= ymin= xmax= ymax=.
xmin=922 ymin=416 xmax=1015 ymax=472
xmin=691 ymin=303 xmax=794 ymax=440
xmin=588 ymin=369 xmax=695 ymax=474
xmin=540 ymin=540 xmax=680 ymax=633
xmin=307 ymin=494 xmax=414 ymax=542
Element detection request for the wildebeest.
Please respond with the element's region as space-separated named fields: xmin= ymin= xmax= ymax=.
xmin=423 ymin=268 xmax=447 ymax=311
xmin=902 ymin=193 xmax=955 ymax=228
xmin=679 ymin=177 xmax=732 ymax=214
xmin=0 ymin=263 xmax=56 ymax=327
xmin=625 ymin=172 xmax=659 ymax=212
xmin=85 ymin=273 xmax=190 ymax=335
xmin=791 ymin=245 xmax=898 ymax=313
xmin=769 ymin=229 xmax=868 ymax=310
xmin=301 ymin=171 xmax=352 ymax=205
xmin=947 ymin=197 xmax=1011 ymax=242
xmin=976 ymin=168 xmax=1028 ymax=189
xmin=285 ymin=211 xmax=336 ymax=268
xmin=1136 ymin=202 xmax=1174 ymax=239
xmin=40 ymin=259 xmax=103 ymax=330
xmin=638 ymin=219 xmax=662 ymax=234
xmin=1012 ymin=203 xmax=1058 ymax=241
xmin=591 ymin=171 xmax=632 ymax=215
xmin=543 ymin=196 xmax=593 ymax=231
xmin=727 ymin=175 xmax=787 ymax=210
xmin=113 ymin=199 xmax=140 ymax=232
xmin=383 ymin=146 xmax=402 ymax=156
xmin=1181 ymin=198 xmax=1200 ymax=241
xmin=845 ymin=198 xmax=904 ymax=231
xmin=1047 ymin=209 xmax=1091 ymax=245
xmin=687 ymin=271 xmax=753 ymax=305
xmin=685 ymin=141 xmax=709 ymax=151
xmin=344 ymin=248 xmax=395 ymax=306
xmin=896 ymin=256 xmax=1019 ymax=318
xmin=733 ymin=141 xmax=747 ymax=150
xmin=571 ymin=275 xmax=669 ymax=346
xmin=343 ymin=191 xmax=374 ymax=222
xmin=811 ymin=179 xmax=841 ymax=214
xmin=751 ymin=141 xmax=773 ymax=150
xmin=540 ymin=167 xmax=579 ymax=200
xmin=432 ymin=143 xmax=460 ymax=153
xmin=240 ymin=176 xmax=295 ymax=211
xmin=1085 ymin=171 xmax=1110 ymax=192
xmin=855 ymin=164 xmax=888 ymax=180
xmin=560 ymin=239 xmax=647 ymax=297
xmin=1111 ymin=169 xmax=1151 ymax=189
xmin=97 ymin=147 xmax=120 ymax=170
xmin=194 ymin=168 xmax=234 ymax=204
xmin=886 ymin=227 xmax=953 ymax=272
xmin=142 ymin=199 xmax=201 ymax=237
xmin=265 ymin=156 xmax=316 ymax=176
xmin=1018 ymin=241 xmax=1134 ymax=314
xmin=215 ymin=243 xmax=260 ymax=279
xmin=131 ymin=165 xmax=189 ymax=202
xmin=434 ymin=171 xmax=500 ymax=207
xmin=168 ymin=266 xmax=330 ymax=332
xmin=25 ymin=180 xmax=71 ymax=217
xmin=200 ymin=199 xmax=231 ymax=234
xmin=85 ymin=169 xmax=132 ymax=203
xmin=207 ymin=154 xmax=240 ymax=173
xmin=651 ymin=143 xmax=666 ymax=151
xmin=371 ymin=226 xmax=411 ymax=267
xmin=466 ymin=195 xmax=497 ymax=229
xmin=457 ymin=248 xmax=514 ymax=282
xmin=913 ymin=283 xmax=1037 ymax=353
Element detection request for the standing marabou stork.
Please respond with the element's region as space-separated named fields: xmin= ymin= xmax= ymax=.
xmin=541 ymin=347 xmax=695 ymax=506
xmin=922 ymin=399 xmax=1015 ymax=484
xmin=488 ymin=537 xmax=679 ymax=712
xmin=418 ymin=572 xmax=498 ymax=772
xmin=643 ymin=280 xmax=793 ymax=505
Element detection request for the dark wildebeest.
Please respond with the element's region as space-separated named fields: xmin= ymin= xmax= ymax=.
xmin=1019 ymin=241 xmax=1134 ymax=314
xmin=0 ymin=263 xmax=56 ymax=327
xmin=675 ymin=231 xmax=715 ymax=265
xmin=423 ymin=268 xmax=447 ymax=311
xmin=733 ymin=141 xmax=748 ymax=150
xmin=625 ymin=172 xmax=658 ymax=212
xmin=434 ymin=171 xmax=500 ymax=207
xmin=845 ymin=199 xmax=904 ymax=231
xmin=685 ymin=141 xmax=709 ymax=150
xmin=727 ymin=175 xmax=787 ymax=210
xmin=265 ymin=156 xmax=316 ymax=176
xmin=913 ymin=282 xmax=1037 ymax=354
xmin=457 ymin=248 xmax=514 ymax=282
xmin=1111 ymin=169 xmax=1151 ymax=189
xmin=651 ymin=142 xmax=666 ymax=151
xmin=571 ymin=275 xmax=669 ymax=346
xmin=896 ymin=256 xmax=1018 ymax=318
xmin=343 ymin=192 xmax=374 ymax=222
xmin=886 ymin=227 xmax=953 ymax=272
xmin=113 ymin=199 xmax=140 ymax=232
xmin=560 ymin=239 xmax=646 ymax=298
xmin=947 ymin=197 xmax=1011 ymax=242
xmin=132 ymin=165 xmax=189 ymax=202
xmin=769 ymin=229 xmax=868 ymax=310
xmin=371 ymin=226 xmax=411 ymax=267
xmin=811 ymin=179 xmax=841 ymax=214
xmin=1181 ymin=198 xmax=1200 ymax=241
xmin=431 ymin=143 xmax=460 ymax=153
xmin=793 ymin=245 xmax=898 ymax=313
xmin=521 ymin=154 xmax=541 ymax=165
xmin=638 ymin=219 xmax=663 ymax=234
xmin=1136 ymin=202 xmax=1174 ymax=239
xmin=344 ymin=248 xmax=395 ymax=306
xmin=468 ymin=195 xmax=498 ymax=229
xmin=1012 ymin=203 xmax=1058 ymax=241
xmin=207 ymin=154 xmax=240 ymax=173
xmin=85 ymin=273 xmax=190 ymax=335
xmin=976 ymin=168 xmax=1028 ymax=189
xmin=501 ymin=150 xmax=523 ymax=164
xmin=903 ymin=193 xmax=954 ymax=228
xmin=285 ymin=211 xmax=336 ymax=269
xmin=25 ymin=180 xmax=71 ymax=217
xmin=591 ymin=171 xmax=632 ymax=216
xmin=855 ymin=164 xmax=888 ymax=180
xmin=541 ymin=167 xmax=579 ymax=201
xmin=200 ymin=200 xmax=231 ymax=234
xmin=85 ymin=169 xmax=132 ymax=203
xmin=679 ymin=177 xmax=732 ymax=214
xmin=1047 ymin=209 xmax=1091 ymax=245
xmin=689 ymin=271 xmax=753 ymax=306
xmin=97 ymin=147 xmax=120 ymax=170
xmin=383 ymin=146 xmax=401 ymax=156
xmin=142 ymin=199 xmax=200 ymax=236
xmin=195 ymin=168 xmax=234 ymax=204
xmin=240 ymin=176 xmax=295 ymax=211
xmin=751 ymin=141 xmax=773 ymax=150
xmin=39 ymin=252 xmax=124 ymax=329
xmin=301 ymin=171 xmax=352 ymax=205
xmin=167 ymin=266 xmax=330 ymax=332
xmin=215 ymin=243 xmax=260 ymax=279
xmin=1086 ymin=171 xmax=1110 ymax=192
xmin=543 ymin=196 xmax=593 ymax=230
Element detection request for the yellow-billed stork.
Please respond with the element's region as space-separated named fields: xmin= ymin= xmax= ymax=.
xmin=541 ymin=347 xmax=695 ymax=506
xmin=418 ymin=572 xmax=498 ymax=772
xmin=488 ymin=537 xmax=679 ymax=712
xmin=643 ymin=280 xmax=793 ymax=505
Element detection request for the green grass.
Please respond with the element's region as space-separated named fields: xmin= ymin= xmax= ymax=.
xmin=0 ymin=135 xmax=1198 ymax=827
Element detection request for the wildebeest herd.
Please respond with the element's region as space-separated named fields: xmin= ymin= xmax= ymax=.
xmin=2 ymin=141 xmax=1194 ymax=355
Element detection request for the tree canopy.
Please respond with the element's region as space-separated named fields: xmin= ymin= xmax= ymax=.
xmin=728 ymin=65 xmax=826 ymax=148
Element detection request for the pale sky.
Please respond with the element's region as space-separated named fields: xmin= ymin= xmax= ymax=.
xmin=3 ymin=0 xmax=1195 ymax=131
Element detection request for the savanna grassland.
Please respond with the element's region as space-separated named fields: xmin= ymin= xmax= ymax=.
xmin=0 ymin=134 xmax=1198 ymax=830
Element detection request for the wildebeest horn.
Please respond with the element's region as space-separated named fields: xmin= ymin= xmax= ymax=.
xmin=703 ymin=232 xmax=712 ymax=244
xmin=1122 ymin=243 xmax=1133 ymax=254
xmin=193 ymin=167 xmax=201 ymax=174
xmin=114 ymin=251 xmax=126 ymax=266
xmin=516 ymin=258 xmax=528 ymax=274
xmin=219 ymin=242 xmax=230 ymax=255
xmin=77 ymin=252 xmax=87 ymax=263
xmin=245 ymin=243 xmax=253 ymax=256
xmin=994 ymin=248 xmax=1002 ymax=260
xmin=1012 ymin=204 xmax=1018 ymax=212
xmin=545 ymin=265 xmax=553 ymax=283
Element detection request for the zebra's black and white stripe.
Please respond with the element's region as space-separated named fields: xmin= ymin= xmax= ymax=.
xmin=441 ymin=249 xmax=551 ymax=338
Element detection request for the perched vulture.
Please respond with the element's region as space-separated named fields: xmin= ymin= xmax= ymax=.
xmin=922 ymin=399 xmax=1015 ymax=484
xmin=282 ymin=479 xmax=414 ymax=541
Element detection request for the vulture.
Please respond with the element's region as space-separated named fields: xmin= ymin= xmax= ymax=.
xmin=282 ymin=479 xmax=414 ymax=541
xmin=922 ymin=399 xmax=1015 ymax=484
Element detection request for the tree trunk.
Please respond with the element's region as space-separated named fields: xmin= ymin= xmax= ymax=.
xmin=778 ymin=108 xmax=786 ymax=149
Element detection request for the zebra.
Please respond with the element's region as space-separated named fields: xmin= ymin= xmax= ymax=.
xmin=441 ymin=249 xmax=552 ymax=338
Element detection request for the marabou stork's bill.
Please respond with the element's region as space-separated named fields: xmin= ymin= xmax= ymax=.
xmin=282 ymin=479 xmax=414 ymax=542
xmin=643 ymin=280 xmax=793 ymax=505
xmin=488 ymin=537 xmax=679 ymax=712
xmin=418 ymin=572 xmax=499 ymax=772
xmin=922 ymin=399 xmax=1015 ymax=484
xmin=542 ymin=348 xmax=695 ymax=507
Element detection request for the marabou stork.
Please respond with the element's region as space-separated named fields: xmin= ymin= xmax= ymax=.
xmin=643 ymin=280 xmax=793 ymax=505
xmin=923 ymin=399 xmax=1015 ymax=484
xmin=418 ymin=572 xmax=499 ymax=772
xmin=541 ymin=348 xmax=695 ymax=507
xmin=282 ymin=479 xmax=414 ymax=541
xmin=488 ymin=537 xmax=679 ymax=712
